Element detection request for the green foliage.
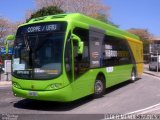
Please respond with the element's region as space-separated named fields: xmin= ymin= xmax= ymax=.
xmin=27 ymin=5 xmax=117 ymax=27
xmin=106 ymin=20 xmax=119 ymax=28
xmin=26 ymin=6 xmax=64 ymax=22
xmin=95 ymin=14 xmax=118 ymax=27
xmin=143 ymin=40 xmax=150 ymax=53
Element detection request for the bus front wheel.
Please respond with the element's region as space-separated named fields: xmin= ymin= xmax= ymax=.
xmin=94 ymin=76 xmax=105 ymax=98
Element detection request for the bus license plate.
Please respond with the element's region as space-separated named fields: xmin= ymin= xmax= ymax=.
xmin=28 ymin=91 xmax=38 ymax=96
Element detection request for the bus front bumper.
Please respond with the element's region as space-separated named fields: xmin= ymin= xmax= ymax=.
xmin=12 ymin=85 xmax=73 ymax=102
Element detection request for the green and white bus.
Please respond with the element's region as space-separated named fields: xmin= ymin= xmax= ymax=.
xmin=9 ymin=13 xmax=143 ymax=102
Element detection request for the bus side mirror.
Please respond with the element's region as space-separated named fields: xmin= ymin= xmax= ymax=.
xmin=72 ymin=34 xmax=84 ymax=54
xmin=5 ymin=35 xmax=15 ymax=54
xmin=6 ymin=35 xmax=15 ymax=41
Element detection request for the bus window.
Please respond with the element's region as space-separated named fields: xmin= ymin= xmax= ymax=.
xmin=13 ymin=33 xmax=65 ymax=79
xmin=102 ymin=35 xmax=132 ymax=67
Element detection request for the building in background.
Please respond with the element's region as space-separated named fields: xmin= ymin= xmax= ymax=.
xmin=149 ymin=36 xmax=160 ymax=71
xmin=150 ymin=36 xmax=160 ymax=54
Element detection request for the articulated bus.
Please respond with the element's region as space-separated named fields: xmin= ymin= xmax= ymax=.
xmin=9 ymin=13 xmax=143 ymax=102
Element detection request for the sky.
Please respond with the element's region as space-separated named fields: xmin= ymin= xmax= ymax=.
xmin=0 ymin=0 xmax=35 ymax=21
xmin=0 ymin=0 xmax=160 ymax=36
xmin=104 ymin=0 xmax=160 ymax=36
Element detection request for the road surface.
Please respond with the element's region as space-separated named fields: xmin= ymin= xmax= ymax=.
xmin=0 ymin=74 xmax=160 ymax=120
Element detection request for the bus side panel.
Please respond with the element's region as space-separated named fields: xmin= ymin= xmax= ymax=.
xmin=71 ymin=64 xmax=132 ymax=101
xmin=127 ymin=40 xmax=144 ymax=77
xmin=71 ymin=69 xmax=98 ymax=100
xmin=104 ymin=64 xmax=133 ymax=88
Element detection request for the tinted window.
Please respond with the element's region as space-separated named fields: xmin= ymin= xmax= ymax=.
xmin=102 ymin=35 xmax=132 ymax=67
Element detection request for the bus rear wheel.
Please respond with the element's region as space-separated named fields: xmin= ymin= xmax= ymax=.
xmin=130 ymin=69 xmax=136 ymax=83
xmin=94 ymin=76 xmax=105 ymax=98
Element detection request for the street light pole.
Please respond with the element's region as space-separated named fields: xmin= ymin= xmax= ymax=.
xmin=157 ymin=51 xmax=159 ymax=72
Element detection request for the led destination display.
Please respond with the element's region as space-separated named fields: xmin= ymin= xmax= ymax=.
xmin=16 ymin=22 xmax=67 ymax=35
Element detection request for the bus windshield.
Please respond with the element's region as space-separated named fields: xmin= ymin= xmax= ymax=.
xmin=12 ymin=22 xmax=67 ymax=80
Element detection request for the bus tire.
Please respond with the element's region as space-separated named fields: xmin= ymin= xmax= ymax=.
xmin=130 ymin=69 xmax=136 ymax=83
xmin=94 ymin=75 xmax=105 ymax=98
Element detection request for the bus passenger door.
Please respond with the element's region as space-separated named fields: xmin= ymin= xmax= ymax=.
xmin=73 ymin=41 xmax=90 ymax=79
xmin=72 ymin=28 xmax=90 ymax=79
xmin=71 ymin=28 xmax=94 ymax=98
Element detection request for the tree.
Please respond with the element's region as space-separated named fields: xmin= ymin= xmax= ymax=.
xmin=0 ymin=16 xmax=22 ymax=47
xmin=106 ymin=20 xmax=119 ymax=28
xmin=35 ymin=0 xmax=65 ymax=9
xmin=127 ymin=28 xmax=153 ymax=54
xmin=25 ymin=9 xmax=35 ymax=21
xmin=9 ymin=21 xmax=22 ymax=34
xmin=34 ymin=0 xmax=110 ymax=22
xmin=65 ymin=0 xmax=109 ymax=19
xmin=26 ymin=6 xmax=64 ymax=22
xmin=0 ymin=17 xmax=10 ymax=44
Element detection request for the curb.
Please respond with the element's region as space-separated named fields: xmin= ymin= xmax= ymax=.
xmin=144 ymin=71 xmax=160 ymax=78
xmin=0 ymin=81 xmax=12 ymax=87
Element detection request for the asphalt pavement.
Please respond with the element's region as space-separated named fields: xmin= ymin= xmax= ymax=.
xmin=0 ymin=65 xmax=160 ymax=120
xmin=0 ymin=72 xmax=11 ymax=87
xmin=0 ymin=75 xmax=160 ymax=111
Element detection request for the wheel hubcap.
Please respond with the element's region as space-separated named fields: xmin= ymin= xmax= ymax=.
xmin=131 ymin=72 xmax=136 ymax=81
xmin=95 ymin=80 xmax=103 ymax=94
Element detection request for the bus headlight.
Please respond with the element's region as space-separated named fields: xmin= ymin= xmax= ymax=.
xmin=50 ymin=83 xmax=62 ymax=89
xmin=12 ymin=82 xmax=21 ymax=88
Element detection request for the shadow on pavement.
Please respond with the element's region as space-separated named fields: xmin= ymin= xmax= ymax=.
xmin=105 ymin=79 xmax=140 ymax=94
xmin=13 ymin=79 xmax=139 ymax=112
xmin=13 ymin=95 xmax=93 ymax=111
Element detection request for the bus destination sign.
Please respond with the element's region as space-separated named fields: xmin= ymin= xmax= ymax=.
xmin=27 ymin=24 xmax=59 ymax=33
xmin=17 ymin=22 xmax=66 ymax=35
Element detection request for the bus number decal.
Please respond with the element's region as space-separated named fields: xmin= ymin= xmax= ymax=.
xmin=106 ymin=67 xmax=114 ymax=73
